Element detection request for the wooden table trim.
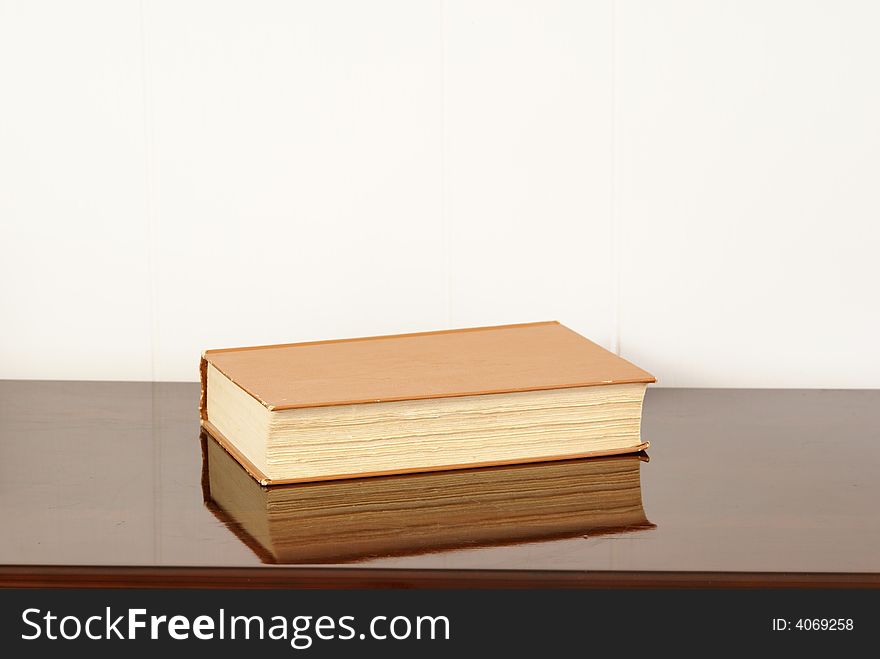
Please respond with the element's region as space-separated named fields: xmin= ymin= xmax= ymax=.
xmin=2 ymin=566 xmax=879 ymax=589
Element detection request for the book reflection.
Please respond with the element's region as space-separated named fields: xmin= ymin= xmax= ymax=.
xmin=201 ymin=430 xmax=654 ymax=564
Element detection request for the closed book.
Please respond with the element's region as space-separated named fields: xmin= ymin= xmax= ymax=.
xmin=199 ymin=321 xmax=655 ymax=484
xmin=201 ymin=430 xmax=654 ymax=564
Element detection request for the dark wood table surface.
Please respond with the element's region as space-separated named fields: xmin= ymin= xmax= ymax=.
xmin=1 ymin=381 xmax=878 ymax=588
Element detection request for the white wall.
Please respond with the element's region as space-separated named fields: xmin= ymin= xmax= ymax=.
xmin=2 ymin=0 xmax=878 ymax=387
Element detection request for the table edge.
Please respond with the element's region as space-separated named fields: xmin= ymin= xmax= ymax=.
xmin=1 ymin=566 xmax=878 ymax=589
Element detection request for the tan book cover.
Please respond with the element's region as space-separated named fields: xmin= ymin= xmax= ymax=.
xmin=200 ymin=321 xmax=656 ymax=484
xmin=201 ymin=430 xmax=655 ymax=564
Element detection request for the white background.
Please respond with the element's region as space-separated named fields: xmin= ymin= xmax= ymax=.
xmin=2 ymin=0 xmax=878 ymax=387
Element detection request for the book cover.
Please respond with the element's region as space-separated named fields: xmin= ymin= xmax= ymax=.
xmin=200 ymin=321 xmax=656 ymax=484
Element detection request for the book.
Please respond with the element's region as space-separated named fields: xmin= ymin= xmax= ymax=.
xmin=201 ymin=430 xmax=654 ymax=564
xmin=199 ymin=321 xmax=655 ymax=484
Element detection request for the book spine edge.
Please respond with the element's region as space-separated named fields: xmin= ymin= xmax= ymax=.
xmin=199 ymin=354 xmax=208 ymax=422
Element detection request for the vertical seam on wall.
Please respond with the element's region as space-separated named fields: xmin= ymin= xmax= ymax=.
xmin=139 ymin=0 xmax=161 ymax=563
xmin=139 ymin=0 xmax=158 ymax=381
xmin=441 ymin=0 xmax=451 ymax=327
xmin=610 ymin=0 xmax=621 ymax=355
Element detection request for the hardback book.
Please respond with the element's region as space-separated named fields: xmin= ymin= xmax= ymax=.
xmin=201 ymin=430 xmax=654 ymax=563
xmin=199 ymin=321 xmax=655 ymax=485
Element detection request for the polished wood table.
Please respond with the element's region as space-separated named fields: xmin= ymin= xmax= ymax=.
xmin=1 ymin=381 xmax=878 ymax=588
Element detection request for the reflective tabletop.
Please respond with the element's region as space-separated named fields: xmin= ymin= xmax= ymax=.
xmin=1 ymin=381 xmax=878 ymax=587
